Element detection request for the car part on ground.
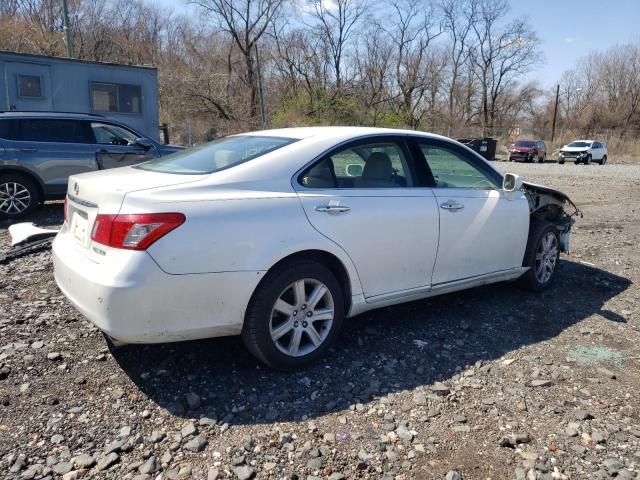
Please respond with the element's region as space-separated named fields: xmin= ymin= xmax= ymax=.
xmin=0 ymin=222 xmax=59 ymax=264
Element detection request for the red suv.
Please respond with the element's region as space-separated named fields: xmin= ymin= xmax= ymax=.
xmin=508 ymin=140 xmax=546 ymax=163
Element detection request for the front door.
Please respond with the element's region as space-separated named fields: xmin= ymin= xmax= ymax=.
xmin=90 ymin=121 xmax=157 ymax=169
xmin=412 ymin=139 xmax=530 ymax=285
xmin=295 ymin=136 xmax=439 ymax=299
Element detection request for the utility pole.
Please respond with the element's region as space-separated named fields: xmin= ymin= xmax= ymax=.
xmin=255 ymin=43 xmax=268 ymax=130
xmin=551 ymin=84 xmax=560 ymax=143
xmin=62 ymin=0 xmax=74 ymax=58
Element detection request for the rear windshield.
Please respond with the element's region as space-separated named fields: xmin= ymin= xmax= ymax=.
xmin=136 ymin=135 xmax=297 ymax=174
xmin=515 ymin=140 xmax=536 ymax=147
xmin=567 ymin=141 xmax=591 ymax=148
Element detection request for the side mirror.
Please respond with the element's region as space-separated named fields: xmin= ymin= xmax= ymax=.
xmin=135 ymin=137 xmax=153 ymax=150
xmin=503 ymin=173 xmax=523 ymax=192
xmin=346 ymin=163 xmax=363 ymax=177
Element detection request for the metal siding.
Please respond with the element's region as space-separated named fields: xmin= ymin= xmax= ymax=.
xmin=0 ymin=53 xmax=159 ymax=141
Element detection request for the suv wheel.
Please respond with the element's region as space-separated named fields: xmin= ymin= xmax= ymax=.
xmin=600 ymin=155 xmax=607 ymax=165
xmin=0 ymin=174 xmax=41 ymax=219
xmin=242 ymin=260 xmax=345 ymax=369
xmin=586 ymin=154 xmax=592 ymax=165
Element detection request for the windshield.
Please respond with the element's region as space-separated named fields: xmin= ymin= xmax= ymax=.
xmin=515 ymin=140 xmax=536 ymax=147
xmin=567 ymin=141 xmax=591 ymax=148
xmin=136 ymin=135 xmax=297 ymax=174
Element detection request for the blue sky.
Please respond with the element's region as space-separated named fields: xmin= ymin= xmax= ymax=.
xmin=159 ymin=0 xmax=640 ymax=90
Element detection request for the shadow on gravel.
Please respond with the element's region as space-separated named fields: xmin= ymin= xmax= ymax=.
xmin=0 ymin=201 xmax=64 ymax=230
xmin=113 ymin=260 xmax=630 ymax=425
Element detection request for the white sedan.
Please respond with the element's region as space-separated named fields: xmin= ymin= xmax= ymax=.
xmin=53 ymin=127 xmax=579 ymax=369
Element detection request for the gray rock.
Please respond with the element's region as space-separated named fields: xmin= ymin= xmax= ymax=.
xmin=181 ymin=422 xmax=197 ymax=437
xmin=307 ymin=457 xmax=324 ymax=470
xmin=603 ymin=457 xmax=623 ymax=474
xmin=104 ymin=439 xmax=124 ymax=454
xmin=328 ymin=473 xmax=346 ymax=480
xmin=208 ymin=467 xmax=220 ymax=480
xmin=51 ymin=434 xmax=64 ymax=444
xmin=597 ymin=367 xmax=616 ymax=379
xmin=139 ymin=456 xmax=158 ymax=474
xmin=530 ymin=379 xmax=552 ymax=387
xmin=183 ymin=434 xmax=207 ymax=453
xmin=233 ymin=465 xmax=255 ymax=480
xmin=52 ymin=462 xmax=73 ymax=475
xmin=412 ymin=392 xmax=427 ymax=405
xmin=446 ymin=471 xmax=462 ymax=480
xmin=47 ymin=352 xmax=61 ymax=361
xmin=149 ymin=430 xmax=166 ymax=443
xmin=185 ymin=392 xmax=201 ymax=410
xmin=97 ymin=452 xmax=119 ymax=471
xmin=574 ymin=409 xmax=594 ymax=420
xmin=73 ymin=454 xmax=95 ymax=468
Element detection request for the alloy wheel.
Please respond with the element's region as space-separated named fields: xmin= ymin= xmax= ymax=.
xmin=269 ymin=278 xmax=335 ymax=357
xmin=535 ymin=232 xmax=559 ymax=284
xmin=0 ymin=182 xmax=31 ymax=214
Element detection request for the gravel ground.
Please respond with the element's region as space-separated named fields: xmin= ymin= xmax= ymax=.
xmin=1 ymin=162 xmax=639 ymax=480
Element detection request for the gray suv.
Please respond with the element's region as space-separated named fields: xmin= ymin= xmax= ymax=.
xmin=0 ymin=112 xmax=183 ymax=218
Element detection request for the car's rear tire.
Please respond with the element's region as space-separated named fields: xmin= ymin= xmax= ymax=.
xmin=0 ymin=174 xmax=41 ymax=219
xmin=242 ymin=260 xmax=345 ymax=370
xmin=518 ymin=221 xmax=561 ymax=291
xmin=558 ymin=159 xmax=565 ymax=164
xmin=599 ymin=155 xmax=607 ymax=165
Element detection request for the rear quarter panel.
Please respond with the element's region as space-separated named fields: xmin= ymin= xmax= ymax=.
xmin=139 ymin=193 xmax=364 ymax=296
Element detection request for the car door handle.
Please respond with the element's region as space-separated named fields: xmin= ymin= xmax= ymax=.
xmin=315 ymin=205 xmax=351 ymax=214
xmin=440 ymin=201 xmax=464 ymax=211
xmin=20 ymin=147 xmax=38 ymax=152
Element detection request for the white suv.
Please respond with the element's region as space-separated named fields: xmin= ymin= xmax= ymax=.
xmin=558 ymin=140 xmax=608 ymax=165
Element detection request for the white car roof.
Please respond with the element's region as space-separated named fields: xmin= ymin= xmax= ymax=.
xmin=238 ymin=126 xmax=450 ymax=141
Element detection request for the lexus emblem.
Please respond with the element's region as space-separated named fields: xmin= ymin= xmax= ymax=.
xmin=73 ymin=182 xmax=79 ymax=195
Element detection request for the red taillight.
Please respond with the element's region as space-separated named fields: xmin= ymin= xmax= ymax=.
xmin=90 ymin=213 xmax=185 ymax=250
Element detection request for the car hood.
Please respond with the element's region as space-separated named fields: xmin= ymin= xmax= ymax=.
xmin=561 ymin=147 xmax=589 ymax=152
xmin=522 ymin=181 xmax=580 ymax=215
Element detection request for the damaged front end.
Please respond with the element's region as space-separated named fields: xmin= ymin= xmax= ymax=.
xmin=522 ymin=182 xmax=581 ymax=253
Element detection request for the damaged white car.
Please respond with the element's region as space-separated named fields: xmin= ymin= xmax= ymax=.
xmin=53 ymin=127 xmax=579 ymax=369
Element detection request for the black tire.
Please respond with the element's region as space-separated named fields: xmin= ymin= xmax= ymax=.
xmin=599 ymin=155 xmax=607 ymax=165
xmin=558 ymin=159 xmax=565 ymax=164
xmin=242 ymin=260 xmax=345 ymax=370
xmin=586 ymin=154 xmax=592 ymax=165
xmin=518 ymin=221 xmax=561 ymax=292
xmin=538 ymin=154 xmax=545 ymax=163
xmin=0 ymin=174 xmax=41 ymax=219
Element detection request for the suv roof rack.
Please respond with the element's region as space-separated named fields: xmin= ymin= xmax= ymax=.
xmin=0 ymin=110 xmax=105 ymax=117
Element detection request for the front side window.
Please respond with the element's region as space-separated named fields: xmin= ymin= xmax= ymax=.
xmin=0 ymin=120 xmax=13 ymax=139
xmin=137 ymin=135 xmax=296 ymax=174
xmin=18 ymin=75 xmax=42 ymax=98
xmin=419 ymin=143 xmax=498 ymax=189
xmin=91 ymin=122 xmax=138 ymax=145
xmin=17 ymin=119 xmax=91 ymax=144
xmin=300 ymin=140 xmax=413 ymax=189
xmin=91 ymin=82 xmax=141 ymax=114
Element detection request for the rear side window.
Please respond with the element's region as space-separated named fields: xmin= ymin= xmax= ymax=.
xmin=0 ymin=120 xmax=12 ymax=139
xmin=17 ymin=119 xmax=92 ymax=143
xmin=136 ymin=135 xmax=297 ymax=174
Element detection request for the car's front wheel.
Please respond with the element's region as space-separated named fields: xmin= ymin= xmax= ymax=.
xmin=0 ymin=174 xmax=41 ymax=219
xmin=242 ymin=260 xmax=344 ymax=369
xmin=518 ymin=221 xmax=561 ymax=291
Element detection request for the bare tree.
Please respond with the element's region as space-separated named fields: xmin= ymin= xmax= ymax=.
xmin=306 ymin=0 xmax=367 ymax=89
xmin=467 ymin=0 xmax=541 ymax=136
xmin=192 ymin=0 xmax=285 ymax=117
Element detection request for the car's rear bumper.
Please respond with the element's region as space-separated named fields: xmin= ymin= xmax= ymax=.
xmin=52 ymin=230 xmax=263 ymax=344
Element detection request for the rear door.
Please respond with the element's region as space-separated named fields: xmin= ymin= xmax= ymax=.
xmin=592 ymin=142 xmax=603 ymax=160
xmin=411 ymin=138 xmax=529 ymax=285
xmin=89 ymin=121 xmax=158 ymax=169
xmin=14 ymin=118 xmax=98 ymax=197
xmin=295 ymin=136 xmax=440 ymax=300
